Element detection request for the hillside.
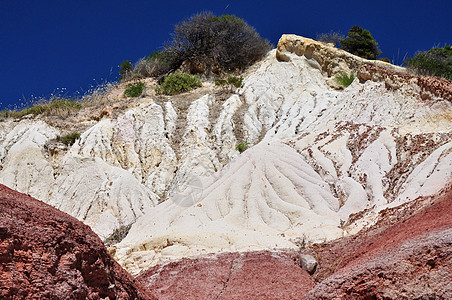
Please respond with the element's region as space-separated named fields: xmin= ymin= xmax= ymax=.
xmin=0 ymin=34 xmax=451 ymax=297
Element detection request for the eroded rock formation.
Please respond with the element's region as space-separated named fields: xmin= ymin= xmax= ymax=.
xmin=303 ymin=186 xmax=452 ymax=299
xmin=0 ymin=184 xmax=154 ymax=299
xmin=132 ymin=186 xmax=452 ymax=299
xmin=0 ymin=34 xmax=451 ymax=280
xmin=137 ymin=251 xmax=314 ymax=300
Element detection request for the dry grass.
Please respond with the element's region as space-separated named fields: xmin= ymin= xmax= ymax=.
xmin=0 ymin=97 xmax=82 ymax=119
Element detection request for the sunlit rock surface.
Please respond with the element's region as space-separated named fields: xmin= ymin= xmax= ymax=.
xmin=0 ymin=34 xmax=451 ymax=276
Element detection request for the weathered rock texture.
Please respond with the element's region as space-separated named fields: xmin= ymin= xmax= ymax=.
xmin=114 ymin=38 xmax=452 ymax=274
xmin=0 ymin=34 xmax=451 ymax=275
xmin=137 ymin=251 xmax=314 ymax=300
xmin=303 ymin=186 xmax=452 ymax=299
xmin=276 ymin=34 xmax=407 ymax=88
xmin=0 ymin=184 xmax=154 ymax=299
xmin=133 ymin=187 xmax=452 ymax=299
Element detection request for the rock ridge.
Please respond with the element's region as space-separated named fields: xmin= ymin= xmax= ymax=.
xmin=0 ymin=184 xmax=154 ymax=299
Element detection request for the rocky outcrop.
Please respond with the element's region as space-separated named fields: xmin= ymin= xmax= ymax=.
xmin=137 ymin=251 xmax=314 ymax=300
xmin=358 ymin=63 xmax=452 ymax=101
xmin=303 ymin=186 xmax=452 ymax=299
xmin=114 ymin=46 xmax=452 ymax=274
xmin=0 ymin=184 xmax=154 ymax=299
xmin=276 ymin=34 xmax=407 ymax=88
xmin=0 ymin=35 xmax=451 ymax=275
xmin=277 ymin=34 xmax=452 ymax=102
xmin=132 ymin=187 xmax=452 ymax=299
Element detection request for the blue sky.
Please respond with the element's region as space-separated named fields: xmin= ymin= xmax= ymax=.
xmin=1 ymin=0 xmax=451 ymax=109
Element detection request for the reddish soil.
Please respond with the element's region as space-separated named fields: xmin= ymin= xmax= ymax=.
xmin=358 ymin=63 xmax=452 ymax=101
xmin=138 ymin=250 xmax=314 ymax=300
xmin=1 ymin=182 xmax=450 ymax=299
xmin=138 ymin=187 xmax=452 ymax=299
xmin=0 ymin=184 xmax=154 ymax=300
xmin=302 ymin=186 xmax=452 ymax=299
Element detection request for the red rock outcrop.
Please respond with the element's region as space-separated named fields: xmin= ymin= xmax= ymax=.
xmin=0 ymin=184 xmax=154 ymax=299
xmin=302 ymin=186 xmax=452 ymax=299
xmin=135 ymin=187 xmax=452 ymax=299
xmin=358 ymin=63 xmax=452 ymax=101
xmin=137 ymin=250 xmax=314 ymax=300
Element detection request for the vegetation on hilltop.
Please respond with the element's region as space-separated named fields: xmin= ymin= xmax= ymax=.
xmin=0 ymin=97 xmax=82 ymax=119
xmin=3 ymin=16 xmax=450 ymax=121
xmin=121 ymin=12 xmax=272 ymax=81
xmin=316 ymin=31 xmax=344 ymax=48
xmin=118 ymin=60 xmax=133 ymax=81
xmin=405 ymin=45 xmax=452 ymax=80
xmin=340 ymin=26 xmax=381 ymax=60
xmin=317 ymin=26 xmax=450 ymax=82
xmin=317 ymin=26 xmax=381 ymax=61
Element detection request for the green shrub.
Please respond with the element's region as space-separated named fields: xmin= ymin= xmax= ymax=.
xmin=335 ymin=71 xmax=355 ymax=87
xmin=236 ymin=141 xmax=249 ymax=153
xmin=122 ymin=13 xmax=271 ymax=79
xmin=215 ymin=76 xmax=243 ymax=88
xmin=215 ymin=79 xmax=228 ymax=86
xmin=57 ymin=132 xmax=81 ymax=146
xmin=155 ymin=73 xmax=202 ymax=95
xmin=404 ymin=45 xmax=452 ymax=80
xmin=227 ymin=76 xmax=243 ymax=88
xmin=45 ymin=97 xmax=82 ymax=110
xmin=164 ymin=12 xmax=272 ymax=74
xmin=340 ymin=26 xmax=381 ymax=60
xmin=133 ymin=50 xmax=179 ymax=78
xmin=124 ymin=81 xmax=146 ymax=97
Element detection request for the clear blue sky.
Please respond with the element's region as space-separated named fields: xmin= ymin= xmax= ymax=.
xmin=1 ymin=0 xmax=451 ymax=110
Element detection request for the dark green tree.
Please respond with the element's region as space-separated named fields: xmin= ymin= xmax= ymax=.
xmin=118 ymin=60 xmax=133 ymax=80
xmin=340 ymin=26 xmax=381 ymax=60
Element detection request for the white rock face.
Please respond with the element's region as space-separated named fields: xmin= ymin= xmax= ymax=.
xmin=0 ymin=120 xmax=58 ymax=201
xmin=0 ymin=34 xmax=451 ymax=275
xmin=114 ymin=142 xmax=345 ymax=274
xmin=113 ymin=44 xmax=451 ymax=274
xmin=48 ymin=155 xmax=157 ymax=239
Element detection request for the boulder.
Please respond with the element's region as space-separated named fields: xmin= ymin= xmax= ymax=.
xmin=299 ymin=254 xmax=317 ymax=274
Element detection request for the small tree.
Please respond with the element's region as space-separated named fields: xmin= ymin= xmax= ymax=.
xmin=118 ymin=60 xmax=133 ymax=80
xmin=340 ymin=26 xmax=381 ymax=60
xmin=164 ymin=12 xmax=272 ymax=73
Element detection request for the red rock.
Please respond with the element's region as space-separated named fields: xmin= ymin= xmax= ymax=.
xmin=0 ymin=184 xmax=155 ymax=299
xmin=358 ymin=63 xmax=452 ymax=101
xmin=302 ymin=187 xmax=452 ymax=299
xmin=136 ymin=188 xmax=452 ymax=299
xmin=138 ymin=250 xmax=314 ymax=300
